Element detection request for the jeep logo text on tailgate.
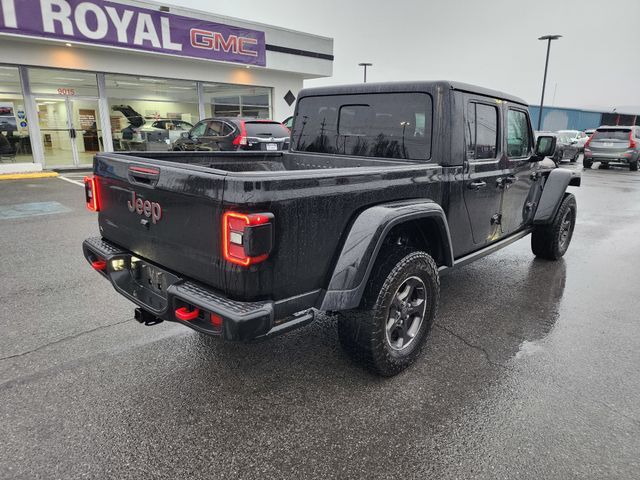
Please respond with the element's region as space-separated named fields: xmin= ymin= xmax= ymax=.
xmin=127 ymin=192 xmax=162 ymax=224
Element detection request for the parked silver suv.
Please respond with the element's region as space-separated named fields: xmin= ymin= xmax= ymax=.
xmin=583 ymin=126 xmax=640 ymax=171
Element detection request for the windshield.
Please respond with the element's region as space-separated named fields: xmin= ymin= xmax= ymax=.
xmin=592 ymin=129 xmax=631 ymax=141
xmin=292 ymin=92 xmax=433 ymax=160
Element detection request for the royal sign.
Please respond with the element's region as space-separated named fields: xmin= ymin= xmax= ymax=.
xmin=0 ymin=0 xmax=266 ymax=66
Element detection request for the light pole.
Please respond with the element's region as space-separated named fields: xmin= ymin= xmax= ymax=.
xmin=358 ymin=62 xmax=372 ymax=83
xmin=537 ymin=35 xmax=562 ymax=130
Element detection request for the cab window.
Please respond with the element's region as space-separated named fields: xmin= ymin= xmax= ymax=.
xmin=466 ymin=102 xmax=498 ymax=160
xmin=507 ymin=109 xmax=532 ymax=158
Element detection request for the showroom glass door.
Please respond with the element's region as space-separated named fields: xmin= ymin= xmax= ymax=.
xmin=35 ymin=97 xmax=103 ymax=167
xmin=69 ymin=98 xmax=103 ymax=166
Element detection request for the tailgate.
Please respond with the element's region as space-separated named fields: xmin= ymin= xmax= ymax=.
xmin=94 ymin=154 xmax=227 ymax=291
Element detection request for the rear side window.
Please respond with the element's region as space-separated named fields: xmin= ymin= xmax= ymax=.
xmin=466 ymin=102 xmax=498 ymax=160
xmin=592 ymin=129 xmax=631 ymax=141
xmin=292 ymin=92 xmax=433 ymax=161
xmin=507 ymin=109 xmax=532 ymax=157
xmin=245 ymin=122 xmax=290 ymax=138
xmin=221 ymin=123 xmax=234 ymax=136
xmin=206 ymin=121 xmax=224 ymax=136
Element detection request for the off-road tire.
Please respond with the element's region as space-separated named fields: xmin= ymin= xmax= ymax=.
xmin=337 ymin=248 xmax=439 ymax=376
xmin=583 ymin=158 xmax=593 ymax=169
xmin=531 ymin=193 xmax=577 ymax=260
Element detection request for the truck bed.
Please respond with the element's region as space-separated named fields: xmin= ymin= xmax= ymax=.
xmin=110 ymin=150 xmax=414 ymax=173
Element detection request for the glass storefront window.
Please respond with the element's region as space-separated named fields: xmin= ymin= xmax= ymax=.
xmin=0 ymin=66 xmax=22 ymax=93
xmin=105 ymin=74 xmax=199 ymax=151
xmin=28 ymin=68 xmax=98 ymax=97
xmin=203 ymin=83 xmax=271 ymax=120
xmin=0 ymin=67 xmax=34 ymax=164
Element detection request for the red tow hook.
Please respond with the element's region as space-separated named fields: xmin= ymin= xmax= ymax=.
xmin=91 ymin=259 xmax=107 ymax=271
xmin=175 ymin=307 xmax=200 ymax=321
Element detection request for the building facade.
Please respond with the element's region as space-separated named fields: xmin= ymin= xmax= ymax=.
xmin=0 ymin=0 xmax=333 ymax=172
xmin=529 ymin=105 xmax=640 ymax=132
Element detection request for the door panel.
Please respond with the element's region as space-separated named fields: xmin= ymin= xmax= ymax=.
xmin=463 ymin=100 xmax=504 ymax=245
xmin=501 ymin=108 xmax=538 ymax=235
xmin=464 ymin=160 xmax=504 ymax=244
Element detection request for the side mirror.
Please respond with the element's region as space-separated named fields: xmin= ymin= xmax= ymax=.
xmin=532 ymin=135 xmax=556 ymax=161
xmin=180 ymin=131 xmax=190 ymax=139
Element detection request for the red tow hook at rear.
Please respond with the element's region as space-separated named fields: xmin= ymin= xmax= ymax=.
xmin=175 ymin=307 xmax=200 ymax=321
xmin=91 ymin=259 xmax=107 ymax=271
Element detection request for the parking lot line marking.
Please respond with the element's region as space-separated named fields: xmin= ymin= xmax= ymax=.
xmin=58 ymin=176 xmax=85 ymax=187
xmin=0 ymin=172 xmax=59 ymax=180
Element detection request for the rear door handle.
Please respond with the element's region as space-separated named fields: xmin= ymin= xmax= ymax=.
xmin=468 ymin=180 xmax=487 ymax=190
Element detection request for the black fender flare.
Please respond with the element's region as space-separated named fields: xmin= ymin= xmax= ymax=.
xmin=319 ymin=199 xmax=454 ymax=311
xmin=534 ymin=168 xmax=580 ymax=224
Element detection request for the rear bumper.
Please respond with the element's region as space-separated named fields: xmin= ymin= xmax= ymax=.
xmin=584 ymin=150 xmax=637 ymax=163
xmin=82 ymin=237 xmax=315 ymax=341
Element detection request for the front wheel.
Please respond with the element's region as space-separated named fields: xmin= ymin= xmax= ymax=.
xmin=630 ymin=160 xmax=638 ymax=172
xmin=337 ymin=249 xmax=439 ymax=376
xmin=531 ymin=193 xmax=577 ymax=260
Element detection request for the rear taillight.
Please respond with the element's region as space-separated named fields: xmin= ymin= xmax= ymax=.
xmin=629 ymin=131 xmax=637 ymax=149
xmin=584 ymin=135 xmax=594 ymax=148
xmin=222 ymin=211 xmax=274 ymax=266
xmin=232 ymin=121 xmax=248 ymax=147
xmin=84 ymin=176 xmax=100 ymax=212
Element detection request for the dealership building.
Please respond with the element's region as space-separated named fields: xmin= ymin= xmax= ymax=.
xmin=0 ymin=0 xmax=333 ymax=172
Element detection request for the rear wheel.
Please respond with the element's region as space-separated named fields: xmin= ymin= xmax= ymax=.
xmin=630 ymin=160 xmax=638 ymax=171
xmin=531 ymin=193 xmax=577 ymax=260
xmin=583 ymin=158 xmax=593 ymax=169
xmin=337 ymin=248 xmax=439 ymax=376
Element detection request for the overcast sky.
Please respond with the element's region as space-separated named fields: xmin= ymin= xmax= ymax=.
xmin=165 ymin=0 xmax=640 ymax=111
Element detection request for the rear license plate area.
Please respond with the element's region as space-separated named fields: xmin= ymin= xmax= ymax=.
xmin=265 ymin=143 xmax=278 ymax=151
xmin=110 ymin=256 xmax=180 ymax=313
xmin=132 ymin=260 xmax=176 ymax=298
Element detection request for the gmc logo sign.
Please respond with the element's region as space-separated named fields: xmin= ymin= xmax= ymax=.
xmin=127 ymin=191 xmax=162 ymax=224
xmin=190 ymin=28 xmax=258 ymax=57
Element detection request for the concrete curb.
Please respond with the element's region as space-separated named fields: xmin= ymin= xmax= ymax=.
xmin=0 ymin=172 xmax=59 ymax=181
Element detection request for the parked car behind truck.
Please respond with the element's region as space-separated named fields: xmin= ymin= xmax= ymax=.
xmin=173 ymin=117 xmax=290 ymax=152
xmin=83 ymin=81 xmax=579 ymax=376
xmin=583 ymin=126 xmax=640 ymax=170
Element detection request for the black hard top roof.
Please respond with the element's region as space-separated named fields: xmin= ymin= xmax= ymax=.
xmin=298 ymin=81 xmax=528 ymax=106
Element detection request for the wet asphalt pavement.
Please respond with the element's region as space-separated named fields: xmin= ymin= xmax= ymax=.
xmin=1 ymin=161 xmax=639 ymax=479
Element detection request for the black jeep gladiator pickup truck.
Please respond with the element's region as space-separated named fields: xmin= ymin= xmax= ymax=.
xmin=83 ymin=81 xmax=579 ymax=376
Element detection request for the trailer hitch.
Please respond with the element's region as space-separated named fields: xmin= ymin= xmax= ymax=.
xmin=134 ymin=308 xmax=164 ymax=326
